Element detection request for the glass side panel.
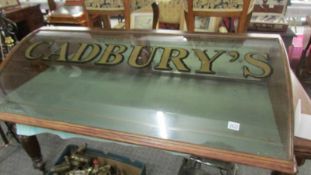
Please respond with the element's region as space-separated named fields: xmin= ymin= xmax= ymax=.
xmin=0 ymin=29 xmax=292 ymax=161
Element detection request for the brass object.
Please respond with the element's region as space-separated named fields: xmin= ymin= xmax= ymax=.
xmin=50 ymin=144 xmax=126 ymax=175
xmin=70 ymin=154 xmax=91 ymax=164
xmin=4 ymin=36 xmax=14 ymax=47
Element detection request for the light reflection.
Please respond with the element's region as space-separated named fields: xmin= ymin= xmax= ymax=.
xmin=156 ymin=111 xmax=168 ymax=139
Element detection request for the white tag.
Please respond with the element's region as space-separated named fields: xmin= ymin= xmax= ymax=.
xmin=269 ymin=4 xmax=274 ymax=8
xmin=228 ymin=121 xmax=240 ymax=131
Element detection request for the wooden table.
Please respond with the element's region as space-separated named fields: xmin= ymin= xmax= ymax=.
xmin=47 ymin=5 xmax=87 ymax=26
xmin=3 ymin=4 xmax=44 ymax=40
xmin=291 ymin=71 xmax=311 ymax=167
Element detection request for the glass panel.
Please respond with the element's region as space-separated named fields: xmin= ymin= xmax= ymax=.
xmin=0 ymin=29 xmax=292 ymax=161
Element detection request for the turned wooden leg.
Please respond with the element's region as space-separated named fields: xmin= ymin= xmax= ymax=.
xmin=19 ymin=135 xmax=45 ymax=171
xmin=4 ymin=122 xmax=20 ymax=143
xmin=296 ymin=156 xmax=306 ymax=166
xmin=0 ymin=125 xmax=9 ymax=145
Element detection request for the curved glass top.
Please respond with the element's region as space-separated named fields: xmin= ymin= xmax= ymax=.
xmin=0 ymin=27 xmax=293 ymax=168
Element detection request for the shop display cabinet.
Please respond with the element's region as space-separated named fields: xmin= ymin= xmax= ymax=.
xmin=0 ymin=27 xmax=295 ymax=174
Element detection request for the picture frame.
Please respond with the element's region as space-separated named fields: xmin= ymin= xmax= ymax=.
xmin=194 ymin=16 xmax=222 ymax=32
xmin=130 ymin=12 xmax=153 ymax=29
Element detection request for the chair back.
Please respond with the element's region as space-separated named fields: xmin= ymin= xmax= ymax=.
xmin=187 ymin=0 xmax=254 ymax=33
xmin=151 ymin=0 xmax=186 ymax=30
xmin=83 ymin=0 xmax=130 ymax=30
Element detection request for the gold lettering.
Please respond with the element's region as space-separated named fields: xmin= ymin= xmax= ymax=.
xmin=44 ymin=42 xmax=69 ymax=61
xmin=227 ymin=51 xmax=240 ymax=62
xmin=25 ymin=41 xmax=49 ymax=59
xmin=155 ymin=47 xmax=190 ymax=72
xmin=155 ymin=47 xmax=171 ymax=70
xmin=243 ymin=53 xmax=273 ymax=79
xmin=96 ymin=44 xmax=127 ymax=65
xmin=128 ymin=46 xmax=156 ymax=68
xmin=69 ymin=43 xmax=101 ymax=63
xmin=194 ymin=49 xmax=226 ymax=74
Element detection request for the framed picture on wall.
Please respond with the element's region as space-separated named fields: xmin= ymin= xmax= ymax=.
xmin=0 ymin=0 xmax=19 ymax=9
xmin=130 ymin=12 xmax=153 ymax=29
xmin=194 ymin=16 xmax=222 ymax=32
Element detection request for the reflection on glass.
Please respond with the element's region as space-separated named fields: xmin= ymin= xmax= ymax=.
xmin=156 ymin=111 xmax=168 ymax=139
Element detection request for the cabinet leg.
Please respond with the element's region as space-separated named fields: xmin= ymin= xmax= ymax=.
xmin=0 ymin=125 xmax=9 ymax=145
xmin=19 ymin=135 xmax=45 ymax=171
xmin=296 ymin=156 xmax=306 ymax=166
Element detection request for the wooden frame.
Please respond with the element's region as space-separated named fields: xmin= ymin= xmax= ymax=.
xmin=0 ymin=112 xmax=295 ymax=174
xmin=0 ymin=27 xmax=297 ymax=174
xmin=187 ymin=0 xmax=251 ymax=33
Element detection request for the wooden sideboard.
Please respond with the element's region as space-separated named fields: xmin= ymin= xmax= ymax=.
xmin=3 ymin=4 xmax=44 ymax=40
xmin=47 ymin=5 xmax=87 ymax=26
